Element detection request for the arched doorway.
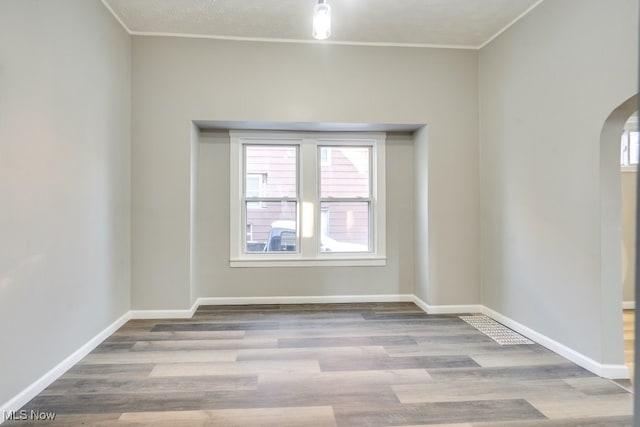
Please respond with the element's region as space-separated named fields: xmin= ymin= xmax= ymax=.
xmin=620 ymin=111 xmax=638 ymax=383
xmin=599 ymin=94 xmax=638 ymax=382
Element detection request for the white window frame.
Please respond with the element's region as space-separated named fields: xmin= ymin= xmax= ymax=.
xmin=230 ymin=130 xmax=386 ymax=267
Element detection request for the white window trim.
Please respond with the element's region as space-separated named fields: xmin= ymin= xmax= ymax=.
xmin=230 ymin=130 xmax=386 ymax=268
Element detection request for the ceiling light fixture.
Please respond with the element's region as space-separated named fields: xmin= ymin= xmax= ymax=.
xmin=312 ymin=0 xmax=331 ymax=40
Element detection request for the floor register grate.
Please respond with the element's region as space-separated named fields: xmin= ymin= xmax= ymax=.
xmin=459 ymin=315 xmax=534 ymax=345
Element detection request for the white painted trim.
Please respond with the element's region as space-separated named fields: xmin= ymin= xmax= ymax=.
xmin=411 ymin=295 xmax=430 ymax=313
xmin=0 ymin=312 xmax=131 ymax=424
xmin=623 ymin=301 xmax=636 ymax=310
xmin=230 ymin=258 xmax=387 ymax=268
xmin=128 ymin=31 xmax=479 ymax=50
xmin=100 ymin=1 xmax=545 ymax=50
xmin=129 ymin=309 xmax=194 ymax=319
xmin=196 ymin=294 xmax=413 ymax=306
xmin=129 ymin=294 xmax=411 ymax=317
xmin=413 ymin=296 xmax=629 ymax=379
xmin=599 ymin=364 xmax=632 ymax=379
xmin=130 ymin=300 xmax=199 ymax=319
xmin=100 ymin=0 xmax=133 ymax=33
xmin=478 ymin=0 xmax=546 ymax=49
xmin=412 ymin=295 xmax=483 ymax=315
xmin=481 ymin=306 xmax=630 ymax=380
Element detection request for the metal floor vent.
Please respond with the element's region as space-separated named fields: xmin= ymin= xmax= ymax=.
xmin=459 ymin=315 xmax=534 ymax=345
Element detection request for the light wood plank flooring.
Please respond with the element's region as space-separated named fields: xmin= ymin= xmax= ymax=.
xmin=624 ymin=309 xmax=634 ymax=382
xmin=5 ymin=303 xmax=633 ymax=426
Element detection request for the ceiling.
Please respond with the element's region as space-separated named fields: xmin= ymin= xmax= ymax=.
xmin=102 ymin=0 xmax=544 ymax=48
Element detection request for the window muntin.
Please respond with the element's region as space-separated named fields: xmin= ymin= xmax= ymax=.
xmin=230 ymin=131 xmax=386 ymax=267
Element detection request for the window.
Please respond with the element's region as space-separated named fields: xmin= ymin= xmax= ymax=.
xmin=320 ymin=146 xmax=332 ymax=166
xmin=230 ymin=131 xmax=386 ymax=267
xmin=621 ymin=130 xmax=639 ymax=167
xmin=319 ymin=146 xmax=371 ymax=253
xmin=244 ymin=145 xmax=298 ymax=253
xmin=621 ymin=113 xmax=638 ymax=169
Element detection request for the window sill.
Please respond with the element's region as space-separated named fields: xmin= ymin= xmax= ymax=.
xmin=621 ymin=166 xmax=638 ymax=173
xmin=229 ymin=257 xmax=387 ymax=268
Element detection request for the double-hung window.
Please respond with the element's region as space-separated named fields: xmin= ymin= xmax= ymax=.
xmin=230 ymin=131 xmax=386 ymax=267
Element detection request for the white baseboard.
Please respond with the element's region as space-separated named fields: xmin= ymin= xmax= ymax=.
xmin=412 ymin=295 xmax=483 ymax=315
xmin=129 ymin=294 xmax=414 ymax=319
xmin=623 ymin=301 xmax=635 ymax=310
xmin=481 ymin=306 xmax=630 ymax=380
xmin=196 ymin=294 xmax=414 ymax=306
xmin=0 ymin=311 xmax=131 ymax=424
xmin=130 ymin=300 xmax=199 ymax=319
xmin=412 ymin=296 xmax=629 ymax=380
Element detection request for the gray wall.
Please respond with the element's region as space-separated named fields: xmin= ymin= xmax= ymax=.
xmin=622 ymin=171 xmax=637 ymax=303
xmin=413 ymin=127 xmax=430 ymax=304
xmin=131 ymin=37 xmax=480 ymax=308
xmin=0 ymin=0 xmax=131 ymax=407
xmin=479 ymin=0 xmax=638 ymax=364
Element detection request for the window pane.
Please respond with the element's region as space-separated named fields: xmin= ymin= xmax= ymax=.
xmin=245 ymin=201 xmax=297 ymax=253
xmin=245 ymin=145 xmax=297 ymax=198
xmin=320 ymin=201 xmax=369 ymax=252
xmin=246 ymin=173 xmax=264 ymax=197
xmin=621 ymin=132 xmax=628 ymax=165
xmin=630 ymin=132 xmax=639 ymax=165
xmin=320 ymin=146 xmax=370 ymax=198
xmin=246 ymin=173 xmax=266 ymax=209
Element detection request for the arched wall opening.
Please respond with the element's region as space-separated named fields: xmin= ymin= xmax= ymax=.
xmin=599 ymin=93 xmax=638 ymax=373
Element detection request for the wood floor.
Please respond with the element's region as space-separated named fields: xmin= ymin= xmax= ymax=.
xmin=6 ymin=303 xmax=633 ymax=426
xmin=624 ymin=309 xmax=634 ymax=382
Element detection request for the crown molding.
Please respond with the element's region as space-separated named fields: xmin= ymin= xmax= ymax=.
xmin=100 ymin=0 xmax=547 ymax=51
